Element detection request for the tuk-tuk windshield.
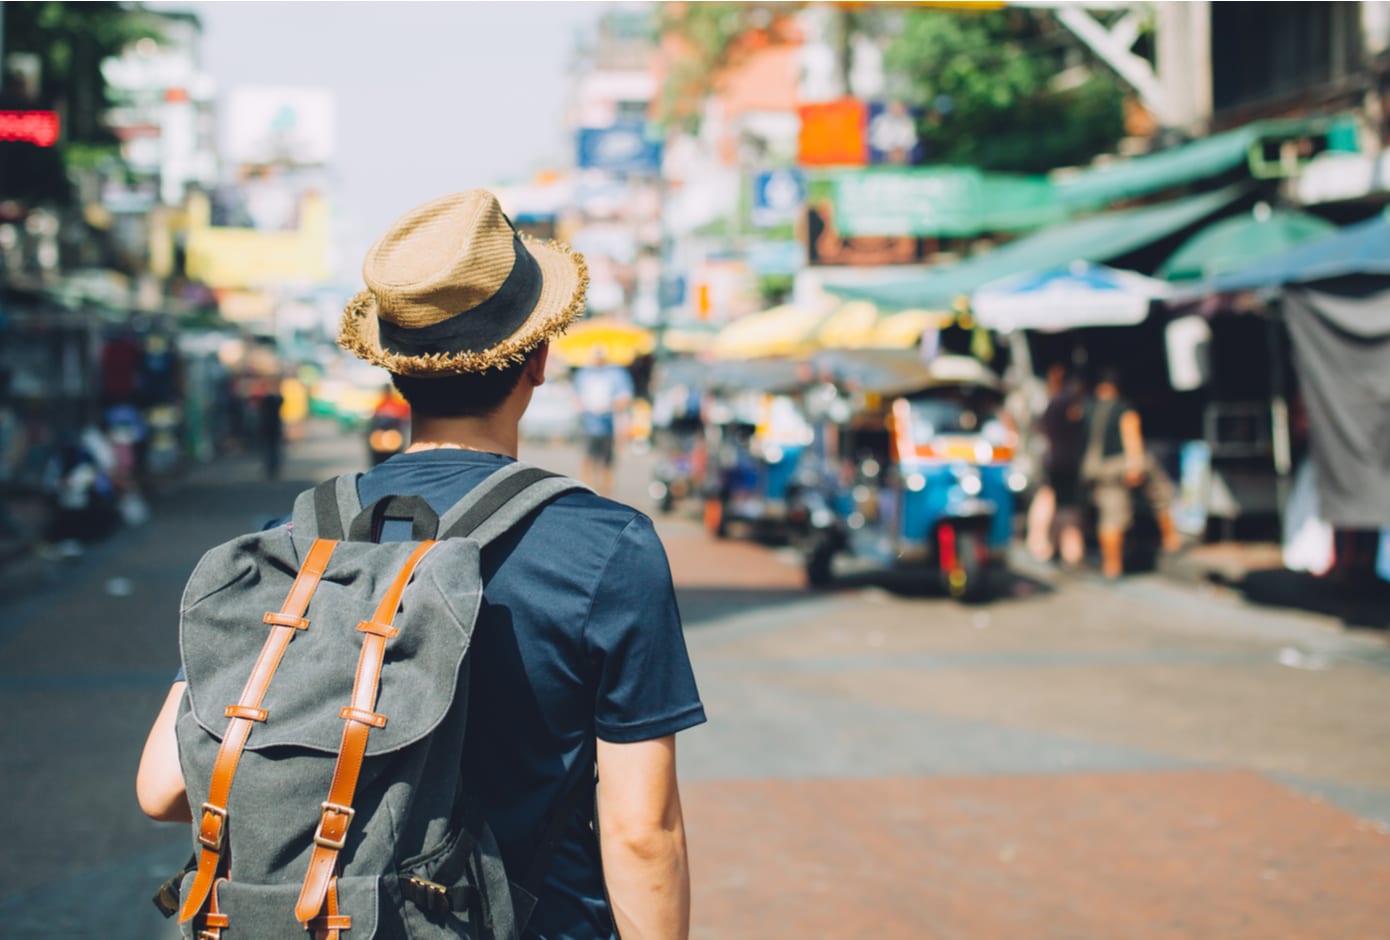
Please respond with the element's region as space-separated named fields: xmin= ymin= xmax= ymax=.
xmin=906 ymin=395 xmax=1002 ymax=443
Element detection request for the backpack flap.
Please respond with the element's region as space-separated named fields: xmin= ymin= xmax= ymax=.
xmin=179 ymin=534 xmax=480 ymax=756
xmin=177 ymin=873 xmax=388 ymax=939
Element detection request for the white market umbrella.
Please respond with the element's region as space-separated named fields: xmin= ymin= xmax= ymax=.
xmin=971 ymin=261 xmax=1172 ymax=333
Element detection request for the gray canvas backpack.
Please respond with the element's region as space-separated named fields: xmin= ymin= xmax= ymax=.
xmin=168 ymin=463 xmax=591 ymax=939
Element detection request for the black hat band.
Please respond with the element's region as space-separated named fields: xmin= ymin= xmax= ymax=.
xmin=377 ymin=235 xmax=542 ymax=359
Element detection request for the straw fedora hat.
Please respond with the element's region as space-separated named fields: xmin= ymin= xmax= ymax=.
xmin=338 ymin=190 xmax=588 ymax=375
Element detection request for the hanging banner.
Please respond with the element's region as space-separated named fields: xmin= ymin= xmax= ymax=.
xmin=831 ymin=168 xmax=1062 ymax=238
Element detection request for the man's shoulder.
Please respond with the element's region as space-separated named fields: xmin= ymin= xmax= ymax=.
xmin=541 ymin=487 xmax=656 ymax=542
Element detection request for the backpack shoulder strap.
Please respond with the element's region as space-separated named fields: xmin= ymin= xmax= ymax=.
xmin=290 ymin=474 xmax=362 ymax=551
xmin=437 ymin=462 xmax=591 ymax=547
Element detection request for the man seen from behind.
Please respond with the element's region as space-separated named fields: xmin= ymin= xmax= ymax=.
xmin=136 ymin=190 xmax=703 ymax=940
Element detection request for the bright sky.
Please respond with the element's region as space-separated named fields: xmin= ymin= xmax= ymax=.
xmin=162 ymin=1 xmax=607 ymax=278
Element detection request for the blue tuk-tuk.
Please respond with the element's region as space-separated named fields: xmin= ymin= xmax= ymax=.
xmin=699 ymin=358 xmax=815 ymax=541
xmin=797 ymin=351 xmax=1025 ymax=600
xmin=647 ymin=357 xmax=709 ymax=514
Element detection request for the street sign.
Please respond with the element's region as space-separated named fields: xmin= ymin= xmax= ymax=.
xmin=751 ymin=169 xmax=806 ymax=227
xmin=576 ymin=123 xmax=663 ymax=176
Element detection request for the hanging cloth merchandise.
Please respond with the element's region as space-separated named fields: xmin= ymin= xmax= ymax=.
xmin=1282 ymin=460 xmax=1334 ymax=577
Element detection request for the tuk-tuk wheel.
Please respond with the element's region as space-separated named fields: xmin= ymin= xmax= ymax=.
xmin=805 ymin=537 xmax=835 ymax=588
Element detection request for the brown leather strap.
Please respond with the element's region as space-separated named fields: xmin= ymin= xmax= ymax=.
xmin=295 ymin=540 xmax=438 ymax=925
xmin=308 ymin=878 xmax=351 ymax=939
xmin=195 ymin=879 xmax=229 ymax=940
xmin=180 ymin=538 xmax=339 ymax=924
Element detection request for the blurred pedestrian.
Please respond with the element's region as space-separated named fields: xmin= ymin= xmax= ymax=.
xmin=1027 ymin=364 xmax=1086 ymax=566
xmin=573 ymin=345 xmax=633 ymax=498
xmin=137 ymin=190 xmax=700 ymax=940
xmin=255 ymin=378 xmax=285 ymax=480
xmin=42 ymin=428 xmax=119 ymax=554
xmin=1080 ymin=367 xmax=1182 ymax=578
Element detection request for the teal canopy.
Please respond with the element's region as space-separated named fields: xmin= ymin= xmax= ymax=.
xmin=1158 ymin=208 xmax=1337 ymax=282
xmin=1192 ymin=212 xmax=1390 ymax=293
xmin=825 ymin=185 xmax=1245 ymax=311
xmin=1053 ymin=118 xmax=1340 ymax=211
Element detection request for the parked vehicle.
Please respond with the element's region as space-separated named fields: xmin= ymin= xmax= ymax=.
xmin=797 ymin=351 xmax=1026 ymax=601
xmin=699 ymin=358 xmax=814 ymax=542
xmin=648 ymin=358 xmax=707 ymax=514
xmin=366 ymin=387 xmax=411 ymax=466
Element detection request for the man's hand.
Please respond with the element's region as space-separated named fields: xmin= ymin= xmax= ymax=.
xmin=596 ymin=735 xmax=690 ymax=940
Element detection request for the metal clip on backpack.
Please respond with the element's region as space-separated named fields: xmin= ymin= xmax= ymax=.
xmin=171 ymin=463 xmax=591 ymax=939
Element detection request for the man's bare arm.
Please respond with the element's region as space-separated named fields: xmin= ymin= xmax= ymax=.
xmin=596 ymin=735 xmax=690 ymax=940
xmin=1119 ymin=410 xmax=1146 ymax=483
xmin=136 ymin=681 xmax=192 ymax=823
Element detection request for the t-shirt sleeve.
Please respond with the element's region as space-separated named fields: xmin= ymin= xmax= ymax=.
xmin=586 ymin=514 xmax=706 ymax=744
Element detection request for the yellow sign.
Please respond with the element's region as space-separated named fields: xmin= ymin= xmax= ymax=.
xmin=184 ymin=191 xmax=331 ymax=289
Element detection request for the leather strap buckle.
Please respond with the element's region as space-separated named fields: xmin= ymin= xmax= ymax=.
xmin=314 ymin=801 xmax=355 ymax=850
xmin=198 ymin=803 xmax=227 ymax=852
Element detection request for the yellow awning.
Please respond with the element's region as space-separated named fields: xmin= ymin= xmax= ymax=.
xmin=660 ymin=324 xmax=718 ymax=355
xmin=812 ymin=301 xmax=882 ymax=350
xmin=711 ymin=305 xmax=826 ymax=360
xmin=552 ymin=317 xmax=656 ymax=367
xmin=868 ymin=309 xmax=950 ymax=349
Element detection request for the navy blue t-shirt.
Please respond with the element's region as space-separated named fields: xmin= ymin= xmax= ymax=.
xmin=361 ymin=450 xmax=704 ymax=939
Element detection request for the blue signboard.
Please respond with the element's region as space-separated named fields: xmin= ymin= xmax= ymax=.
xmin=751 ymin=169 xmax=806 ymax=227
xmin=867 ymin=101 xmax=925 ymax=165
xmin=576 ymin=123 xmax=663 ymax=175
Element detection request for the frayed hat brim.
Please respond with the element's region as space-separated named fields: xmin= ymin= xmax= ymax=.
xmin=338 ymin=234 xmax=588 ymax=375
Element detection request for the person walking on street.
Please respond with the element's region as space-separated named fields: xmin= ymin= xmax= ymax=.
xmin=255 ymin=377 xmax=286 ymax=480
xmin=137 ymin=191 xmax=703 ymax=940
xmin=1027 ymin=364 xmax=1086 ymax=567
xmin=1080 ymin=367 xmax=1182 ymax=579
xmin=573 ymin=345 xmax=633 ymax=498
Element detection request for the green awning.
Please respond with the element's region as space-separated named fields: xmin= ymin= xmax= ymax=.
xmin=1053 ymin=118 xmax=1340 ymax=211
xmin=825 ymin=185 xmax=1246 ymax=311
xmin=1158 ymin=208 xmax=1338 ymax=282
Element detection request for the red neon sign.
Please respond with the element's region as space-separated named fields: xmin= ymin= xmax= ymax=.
xmin=0 ymin=110 xmax=61 ymax=147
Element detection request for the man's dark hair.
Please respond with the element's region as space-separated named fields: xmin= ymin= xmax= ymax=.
xmin=391 ymin=358 xmax=528 ymax=418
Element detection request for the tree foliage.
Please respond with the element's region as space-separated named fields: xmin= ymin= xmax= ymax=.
xmin=0 ymin=2 xmax=161 ymax=203
xmin=656 ymin=2 xmax=799 ymax=131
xmin=884 ymin=8 xmax=1129 ymax=174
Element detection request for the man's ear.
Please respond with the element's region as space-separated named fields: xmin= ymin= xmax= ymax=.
xmin=525 ymin=343 xmax=549 ymax=387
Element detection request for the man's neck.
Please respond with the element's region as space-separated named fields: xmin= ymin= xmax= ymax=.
xmin=406 ymin=414 xmax=518 ymax=458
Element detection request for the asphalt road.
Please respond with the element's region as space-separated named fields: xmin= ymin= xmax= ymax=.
xmin=1 ymin=421 xmax=1387 ymax=938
